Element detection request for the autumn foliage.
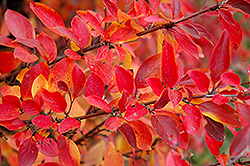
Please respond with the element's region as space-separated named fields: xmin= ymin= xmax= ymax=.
xmin=0 ymin=0 xmax=250 ymax=165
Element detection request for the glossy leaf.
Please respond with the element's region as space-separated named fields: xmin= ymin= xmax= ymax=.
xmin=173 ymin=27 xmax=199 ymax=59
xmin=182 ymin=104 xmax=202 ymax=136
xmin=5 ymin=9 xmax=35 ymax=39
xmin=0 ymin=52 xmax=21 ymax=74
xmin=234 ymin=102 xmax=250 ymax=127
xmin=205 ymin=117 xmax=225 ymax=142
xmin=2 ymin=95 xmax=21 ymax=108
xmin=14 ymin=47 xmax=38 ymax=63
xmin=154 ymin=88 xmax=169 ymax=109
xmin=64 ymin=49 xmax=82 ymax=60
xmin=42 ymin=89 xmax=67 ymax=113
xmin=30 ymin=2 xmax=65 ymax=35
xmin=119 ymin=123 xmax=137 ymax=148
xmin=85 ymin=72 xmax=105 ymax=98
xmin=57 ymin=135 xmax=80 ymax=166
xmin=169 ymin=89 xmax=183 ymax=108
xmin=86 ymin=95 xmax=111 ymax=113
xmin=37 ymin=138 xmax=58 ymax=157
xmin=124 ymin=102 xmax=148 ymax=121
xmin=166 ymin=150 xmax=189 ymax=166
xmin=72 ymin=65 xmax=86 ymax=98
xmin=104 ymin=117 xmax=125 ymax=131
xmin=22 ymin=99 xmax=41 ymax=115
xmin=204 ymin=129 xmax=223 ymax=155
xmin=212 ymin=94 xmax=229 ymax=105
xmin=115 ymin=65 xmax=134 ymax=95
xmin=188 ymin=70 xmax=210 ymax=93
xmin=135 ymin=53 xmax=161 ymax=89
xmin=209 ymin=30 xmax=231 ymax=84
xmin=32 ymin=115 xmax=57 ymax=130
xmin=57 ymin=80 xmax=69 ymax=92
xmin=0 ymin=103 xmax=21 ymax=121
xmin=199 ymin=101 xmax=241 ymax=128
xmin=221 ymin=72 xmax=241 ymax=86
xmin=104 ymin=142 xmax=124 ymax=166
xmin=0 ymin=118 xmax=25 ymax=130
xmin=58 ymin=117 xmax=81 ymax=134
xmin=18 ymin=137 xmax=38 ymax=166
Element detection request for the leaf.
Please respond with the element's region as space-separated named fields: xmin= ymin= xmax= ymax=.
xmin=161 ymin=40 xmax=178 ymax=88
xmin=114 ymin=45 xmax=126 ymax=59
xmin=149 ymin=0 xmax=161 ymax=14
xmin=31 ymin=74 xmax=48 ymax=99
xmin=135 ymin=53 xmax=161 ymax=89
xmin=172 ymin=0 xmax=182 ymax=19
xmin=103 ymin=0 xmax=118 ymax=17
xmin=219 ymin=9 xmax=242 ymax=50
xmin=22 ymin=99 xmax=41 ymax=115
xmin=115 ymin=65 xmax=134 ymax=95
xmin=181 ymin=104 xmax=202 ymax=136
xmin=2 ymin=95 xmax=21 ymax=108
xmin=14 ymin=47 xmax=38 ymax=63
xmin=204 ymin=129 xmax=223 ymax=155
xmin=188 ymin=70 xmax=210 ymax=93
xmin=110 ymin=27 xmax=138 ymax=43
xmin=180 ymin=23 xmax=200 ymax=39
xmin=0 ymin=103 xmax=21 ymax=121
xmin=104 ymin=142 xmax=124 ymax=166
xmin=169 ymin=89 xmax=183 ymax=108
xmin=216 ymin=153 xmax=229 ymax=166
xmin=57 ymin=80 xmax=69 ymax=92
xmin=64 ymin=49 xmax=82 ymax=60
xmin=104 ymin=117 xmax=125 ymax=131
xmin=0 ymin=36 xmax=21 ymax=48
xmin=205 ymin=117 xmax=225 ymax=142
xmin=37 ymin=32 xmax=57 ymax=63
xmin=229 ymin=125 xmax=250 ymax=156
xmin=128 ymin=120 xmax=152 ymax=151
xmin=226 ymin=0 xmax=250 ymax=15
xmin=48 ymin=57 xmax=74 ymax=92
xmin=21 ymin=62 xmax=50 ymax=100
xmin=71 ymin=15 xmax=90 ymax=49
xmin=57 ymin=135 xmax=80 ymax=166
xmin=58 ymin=117 xmax=81 ymax=134
xmin=37 ymin=138 xmax=58 ymax=157
xmin=154 ymin=88 xmax=170 ymax=109
xmin=86 ymin=95 xmax=111 ymax=113
xmin=85 ymin=72 xmax=105 ymax=98
xmin=32 ymin=115 xmax=57 ymax=130
xmin=146 ymin=77 xmax=165 ymax=96
xmin=5 ymin=9 xmax=35 ymax=39
xmin=72 ymin=65 xmax=86 ymax=98
xmin=191 ymin=23 xmax=212 ymax=43
xmin=53 ymin=26 xmax=80 ymax=46
xmin=173 ymin=27 xmax=199 ymax=59
xmin=124 ymin=102 xmax=148 ymax=121
xmin=30 ymin=2 xmax=65 ymax=35
xmin=221 ymin=72 xmax=241 ymax=86
xmin=209 ymin=30 xmax=231 ymax=84
xmin=199 ymin=101 xmax=241 ymax=128
xmin=42 ymin=89 xmax=67 ymax=113
xmin=0 ymin=52 xmax=21 ymax=74
xmin=18 ymin=137 xmax=38 ymax=166
xmin=166 ymin=150 xmax=189 ymax=166
xmin=38 ymin=162 xmax=62 ymax=166
xmin=0 ymin=118 xmax=25 ymax=130
xmin=119 ymin=123 xmax=137 ymax=148
xmin=212 ymin=94 xmax=229 ymax=105
xmin=118 ymin=90 xmax=130 ymax=113
xmin=234 ymin=102 xmax=250 ymax=127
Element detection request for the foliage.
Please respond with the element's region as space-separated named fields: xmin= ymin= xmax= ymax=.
xmin=0 ymin=0 xmax=250 ymax=165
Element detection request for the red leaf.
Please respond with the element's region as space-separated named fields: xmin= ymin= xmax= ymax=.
xmin=2 ymin=95 xmax=21 ymax=108
xmin=57 ymin=80 xmax=69 ymax=92
xmin=135 ymin=53 xmax=161 ymax=89
xmin=199 ymin=101 xmax=241 ymax=128
xmin=119 ymin=123 xmax=137 ymax=148
xmin=85 ymin=72 xmax=105 ymax=98
xmin=146 ymin=77 xmax=165 ymax=96
xmin=219 ymin=9 xmax=242 ymax=50
xmin=229 ymin=125 xmax=250 ymax=156
xmin=124 ymin=102 xmax=148 ymax=121
xmin=0 ymin=52 xmax=21 ymax=74
xmin=221 ymin=72 xmax=241 ymax=86
xmin=234 ymin=102 xmax=250 ymax=127
xmin=18 ymin=137 xmax=38 ymax=166
xmin=96 ymin=45 xmax=110 ymax=60
xmin=182 ymin=104 xmax=202 ymax=136
xmin=37 ymin=32 xmax=57 ymax=63
xmin=115 ymin=65 xmax=134 ymax=95
xmin=191 ymin=22 xmax=212 ymax=43
xmin=37 ymin=137 xmax=58 ymax=157
xmin=64 ymin=49 xmax=82 ymax=60
xmin=183 ymin=86 xmax=193 ymax=102
xmin=166 ymin=150 xmax=189 ymax=166
xmin=38 ymin=162 xmax=62 ymax=166
xmin=161 ymin=40 xmax=178 ymax=88
xmin=226 ymin=0 xmax=250 ymax=15
xmin=72 ymin=65 xmax=86 ymax=98
xmin=53 ymin=26 xmax=80 ymax=46
xmin=128 ymin=120 xmax=152 ymax=151
xmin=110 ymin=27 xmax=138 ymax=43
xmin=180 ymin=23 xmax=200 ymax=39
xmin=114 ymin=45 xmax=126 ymax=59
xmin=58 ymin=117 xmax=81 ymax=134
xmin=104 ymin=117 xmax=125 ymax=131
xmin=0 ymin=118 xmax=25 ymax=130
xmin=216 ymin=153 xmax=229 ymax=166
xmin=204 ymin=129 xmax=223 ymax=155
xmin=0 ymin=103 xmax=21 ymax=121
xmin=14 ymin=47 xmax=38 ymax=63
xmin=0 ymin=36 xmax=21 ymax=48
xmin=103 ymin=0 xmax=118 ymax=17
xmin=118 ymin=90 xmax=130 ymax=113
xmin=5 ymin=9 xmax=35 ymax=39
xmin=212 ymin=94 xmax=229 ymax=105
xmin=205 ymin=117 xmax=225 ymax=142
xmin=154 ymin=88 xmax=169 ymax=109
xmin=30 ymin=2 xmax=65 ymax=35
xmin=86 ymin=95 xmax=111 ymax=113
xmin=188 ymin=70 xmax=210 ymax=93
xmin=71 ymin=15 xmax=90 ymax=49
xmin=169 ymin=89 xmax=183 ymax=108
xmin=172 ymin=0 xmax=182 ymax=19
xmin=42 ymin=89 xmax=67 ymax=113
xmin=22 ymin=99 xmax=41 ymax=115
xmin=209 ymin=30 xmax=231 ymax=84
xmin=173 ymin=27 xmax=199 ymax=59
xmin=57 ymin=135 xmax=80 ymax=166
xmin=237 ymin=91 xmax=250 ymax=100
xmin=149 ymin=0 xmax=160 ymax=14
xmin=21 ymin=62 xmax=50 ymax=100
xmin=32 ymin=115 xmax=57 ymax=130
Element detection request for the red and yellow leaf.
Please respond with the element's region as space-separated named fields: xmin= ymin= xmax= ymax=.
xmin=103 ymin=0 xmax=118 ymax=17
xmin=216 ymin=153 xmax=229 ymax=166
xmin=64 ymin=49 xmax=82 ymax=60
xmin=104 ymin=142 xmax=124 ymax=166
xmin=110 ymin=27 xmax=138 ymax=43
xmin=118 ymin=123 xmax=137 ymax=148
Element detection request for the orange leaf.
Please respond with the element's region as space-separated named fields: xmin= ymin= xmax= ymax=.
xmin=104 ymin=142 xmax=124 ymax=166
